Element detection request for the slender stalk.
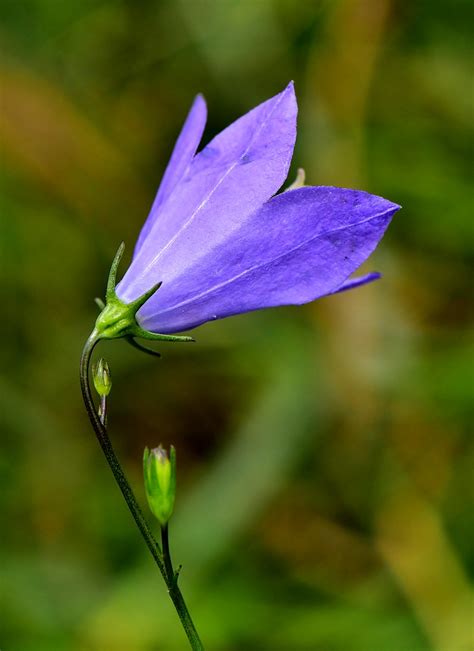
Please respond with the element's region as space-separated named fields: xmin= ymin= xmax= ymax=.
xmin=80 ymin=331 xmax=164 ymax=569
xmin=162 ymin=525 xmax=205 ymax=651
xmin=99 ymin=395 xmax=107 ymax=426
xmin=161 ymin=524 xmax=174 ymax=581
xmin=80 ymin=330 xmax=204 ymax=650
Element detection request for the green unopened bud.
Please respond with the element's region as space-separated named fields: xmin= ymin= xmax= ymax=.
xmin=92 ymin=358 xmax=112 ymax=397
xmin=143 ymin=445 xmax=176 ymax=526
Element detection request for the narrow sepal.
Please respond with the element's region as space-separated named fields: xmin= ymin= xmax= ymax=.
xmin=126 ymin=337 xmax=162 ymax=357
xmin=134 ymin=327 xmax=195 ymax=343
xmin=106 ymin=242 xmax=125 ymax=300
xmin=129 ymin=281 xmax=163 ymax=311
xmin=95 ymin=243 xmax=194 ymax=346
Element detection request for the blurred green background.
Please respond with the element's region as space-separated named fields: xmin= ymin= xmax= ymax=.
xmin=1 ymin=1 xmax=472 ymax=650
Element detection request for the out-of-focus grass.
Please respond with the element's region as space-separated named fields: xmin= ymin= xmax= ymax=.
xmin=1 ymin=1 xmax=472 ymax=650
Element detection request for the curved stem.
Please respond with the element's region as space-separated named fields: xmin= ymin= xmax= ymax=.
xmin=80 ymin=330 xmax=164 ymax=570
xmin=80 ymin=331 xmax=204 ymax=650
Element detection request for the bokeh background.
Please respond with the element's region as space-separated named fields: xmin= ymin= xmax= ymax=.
xmin=1 ymin=1 xmax=472 ymax=650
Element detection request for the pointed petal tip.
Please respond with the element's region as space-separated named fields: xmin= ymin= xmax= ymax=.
xmin=376 ymin=196 xmax=401 ymax=216
xmin=193 ymin=93 xmax=207 ymax=113
xmin=386 ymin=200 xmax=402 ymax=213
xmin=269 ymin=81 xmax=295 ymax=106
xmin=331 ymin=271 xmax=382 ymax=296
xmin=190 ymin=93 xmax=208 ymax=125
xmin=283 ymin=80 xmax=296 ymax=100
xmin=362 ymin=271 xmax=382 ymax=284
xmin=274 ymin=80 xmax=297 ymax=122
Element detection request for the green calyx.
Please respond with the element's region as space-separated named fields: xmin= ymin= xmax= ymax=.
xmin=93 ymin=243 xmax=194 ymax=345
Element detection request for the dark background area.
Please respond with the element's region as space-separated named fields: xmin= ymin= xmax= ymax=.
xmin=1 ymin=1 xmax=472 ymax=649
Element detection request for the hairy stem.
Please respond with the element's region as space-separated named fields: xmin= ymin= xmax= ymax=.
xmin=80 ymin=330 xmax=204 ymax=650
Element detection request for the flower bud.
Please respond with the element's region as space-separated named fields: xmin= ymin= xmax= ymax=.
xmin=143 ymin=445 xmax=176 ymax=526
xmin=92 ymin=358 xmax=112 ymax=397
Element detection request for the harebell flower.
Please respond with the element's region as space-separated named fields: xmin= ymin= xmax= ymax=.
xmin=80 ymin=82 xmax=400 ymax=650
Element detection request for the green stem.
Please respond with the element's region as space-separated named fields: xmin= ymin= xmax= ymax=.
xmin=80 ymin=331 xmax=164 ymax=568
xmin=80 ymin=330 xmax=204 ymax=650
xmin=162 ymin=525 xmax=205 ymax=651
xmin=161 ymin=524 xmax=174 ymax=581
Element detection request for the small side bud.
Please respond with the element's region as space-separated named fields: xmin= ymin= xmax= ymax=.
xmin=285 ymin=167 xmax=306 ymax=192
xmin=143 ymin=445 xmax=176 ymax=526
xmin=92 ymin=358 xmax=112 ymax=397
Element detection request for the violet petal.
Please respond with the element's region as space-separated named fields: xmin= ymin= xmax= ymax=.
xmin=133 ymin=94 xmax=207 ymax=257
xmin=134 ymin=186 xmax=400 ymax=333
xmin=117 ymin=82 xmax=297 ymax=302
xmin=331 ymin=272 xmax=381 ymax=294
